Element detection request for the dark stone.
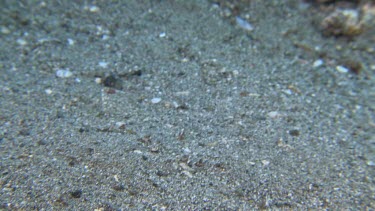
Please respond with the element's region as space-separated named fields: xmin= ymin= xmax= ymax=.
xmin=289 ymin=129 xmax=300 ymax=136
xmin=70 ymin=190 xmax=82 ymax=198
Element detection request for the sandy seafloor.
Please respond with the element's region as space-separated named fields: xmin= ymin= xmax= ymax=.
xmin=0 ymin=0 xmax=374 ymax=210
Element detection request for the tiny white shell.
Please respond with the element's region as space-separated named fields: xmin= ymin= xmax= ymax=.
xmin=236 ymin=16 xmax=254 ymax=31
xmin=56 ymin=69 xmax=73 ymax=78
xmin=151 ymin=97 xmax=161 ymax=104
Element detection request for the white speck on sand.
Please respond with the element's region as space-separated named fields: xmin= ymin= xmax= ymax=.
xmin=151 ymin=97 xmax=162 ymax=104
xmin=56 ymin=69 xmax=73 ymax=78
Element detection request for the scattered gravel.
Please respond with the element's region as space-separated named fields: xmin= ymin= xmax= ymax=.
xmin=0 ymin=0 xmax=374 ymax=210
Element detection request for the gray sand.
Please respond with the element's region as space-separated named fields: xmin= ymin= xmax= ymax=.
xmin=0 ymin=0 xmax=374 ymax=210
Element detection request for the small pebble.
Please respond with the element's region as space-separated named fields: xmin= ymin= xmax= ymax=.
xmin=112 ymin=184 xmax=125 ymax=191
xmin=313 ymin=59 xmax=323 ymax=68
xmin=98 ymin=61 xmax=108 ymax=68
xmin=115 ymin=122 xmax=126 ymax=129
xmin=85 ymin=5 xmax=100 ymax=13
xmin=159 ymin=32 xmax=166 ymax=38
xmin=70 ymin=190 xmax=82 ymax=198
xmin=282 ymin=89 xmax=292 ymax=95
xmin=182 ymin=170 xmax=193 ymax=178
xmin=175 ymin=91 xmax=190 ymax=96
xmin=336 ymin=65 xmax=349 ymax=73
xmin=151 ymin=97 xmax=161 ymax=104
xmin=289 ymin=129 xmax=300 ymax=136
xmin=1 ymin=26 xmax=10 ymax=34
xmin=95 ymin=77 xmax=102 ymax=84
xmin=45 ymin=89 xmax=53 ymax=95
xmin=56 ymin=69 xmax=73 ymax=78
xmin=236 ymin=16 xmax=254 ymax=31
xmin=102 ymin=35 xmax=110 ymax=40
xmin=261 ymin=160 xmax=270 ymax=166
xmin=114 ymin=175 xmax=119 ymax=182
xmin=133 ymin=150 xmax=142 ymax=154
xmin=16 ymin=38 xmax=27 ymax=46
xmin=67 ymin=38 xmax=75 ymax=45
xmin=183 ymin=148 xmax=191 ymax=154
xmin=268 ymin=111 xmax=281 ymax=118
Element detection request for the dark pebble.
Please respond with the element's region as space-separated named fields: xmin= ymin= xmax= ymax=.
xmin=70 ymin=190 xmax=82 ymax=198
xmin=289 ymin=129 xmax=300 ymax=137
xmin=103 ymin=75 xmax=123 ymax=90
xmin=112 ymin=184 xmax=125 ymax=191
